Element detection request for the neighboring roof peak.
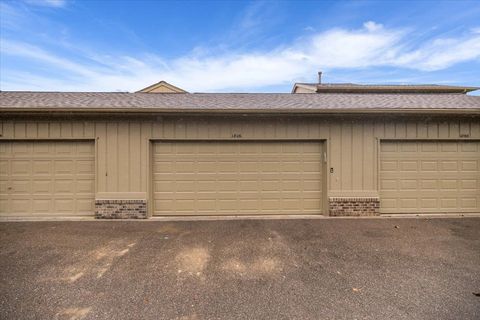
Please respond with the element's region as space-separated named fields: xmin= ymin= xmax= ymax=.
xmin=292 ymin=82 xmax=479 ymax=94
xmin=137 ymin=81 xmax=188 ymax=93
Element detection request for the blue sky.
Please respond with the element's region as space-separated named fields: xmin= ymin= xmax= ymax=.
xmin=1 ymin=0 xmax=479 ymax=93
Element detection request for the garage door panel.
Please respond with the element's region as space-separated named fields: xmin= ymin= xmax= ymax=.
xmin=420 ymin=198 xmax=438 ymax=208
xmin=400 ymin=180 xmax=418 ymax=189
xmin=33 ymin=143 xmax=51 ymax=154
xmin=400 ymin=198 xmax=418 ymax=208
xmin=461 ymin=198 xmax=478 ymax=208
xmin=77 ymin=143 xmax=95 ymax=154
xmin=32 ymin=180 xmax=52 ymax=193
xmin=32 ymin=160 xmax=52 ymax=175
xmin=461 ymin=161 xmax=478 ymax=171
xmin=380 ymin=141 xmax=480 ymax=214
xmin=77 ymin=180 xmax=95 ymax=194
xmin=12 ymin=144 xmax=29 ymax=154
xmin=440 ymin=143 xmax=458 ymax=152
xmin=461 ymin=180 xmax=478 ymax=189
xmin=12 ymin=180 xmax=32 ymax=194
xmin=76 ymin=199 xmax=94 ymax=213
xmin=0 ymin=181 xmax=7 ymax=193
xmin=12 ymin=161 xmax=31 ymax=175
xmin=0 ymin=141 xmax=95 ymax=216
xmin=77 ymin=160 xmax=95 ymax=174
xmin=440 ymin=198 xmax=458 ymax=208
xmin=10 ymin=199 xmax=31 ymax=213
xmin=461 ymin=143 xmax=478 ymax=152
xmin=420 ymin=180 xmax=438 ymax=189
xmin=54 ymin=180 xmax=74 ymax=193
xmin=440 ymin=180 xmax=458 ymax=189
xmin=54 ymin=199 xmax=75 ymax=212
xmin=32 ymin=199 xmax=52 ymax=213
xmin=153 ymin=141 xmax=324 ymax=215
xmin=305 ymin=200 xmax=322 ymax=209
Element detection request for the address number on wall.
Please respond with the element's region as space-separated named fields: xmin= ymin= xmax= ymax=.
xmin=231 ymin=133 xmax=242 ymax=138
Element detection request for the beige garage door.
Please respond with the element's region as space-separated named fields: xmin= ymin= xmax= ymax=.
xmin=153 ymin=141 xmax=324 ymax=215
xmin=380 ymin=140 xmax=480 ymax=214
xmin=0 ymin=141 xmax=95 ymax=216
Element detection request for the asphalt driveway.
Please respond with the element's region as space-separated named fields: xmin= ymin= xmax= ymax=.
xmin=0 ymin=218 xmax=479 ymax=320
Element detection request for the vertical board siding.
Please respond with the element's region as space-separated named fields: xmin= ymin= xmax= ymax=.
xmin=140 ymin=122 xmax=152 ymax=193
xmin=38 ymin=123 xmax=49 ymax=138
xmin=352 ymin=123 xmax=364 ymax=190
xmin=340 ymin=122 xmax=352 ymax=190
xmin=329 ymin=123 xmax=341 ymax=190
xmin=106 ymin=122 xmax=118 ymax=192
xmin=26 ymin=122 xmax=37 ymax=138
xmin=129 ymin=122 xmax=141 ymax=191
xmin=95 ymin=122 xmax=107 ymax=192
xmin=1 ymin=118 xmax=479 ymax=199
xmin=117 ymin=123 xmax=130 ymax=191
xmin=363 ymin=122 xmax=375 ymax=190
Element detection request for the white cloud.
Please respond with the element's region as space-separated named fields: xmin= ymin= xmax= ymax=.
xmin=24 ymin=0 xmax=67 ymax=8
xmin=1 ymin=21 xmax=479 ymax=92
xmin=393 ymin=36 xmax=480 ymax=71
xmin=363 ymin=21 xmax=383 ymax=32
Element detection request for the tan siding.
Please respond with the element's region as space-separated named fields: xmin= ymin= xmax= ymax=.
xmin=1 ymin=118 xmax=479 ymax=211
xmin=329 ymin=123 xmax=341 ymax=191
xmin=38 ymin=123 xmax=49 ymax=138
xmin=340 ymin=122 xmax=352 ymax=190
xmin=319 ymin=120 xmax=329 ymax=139
xmin=107 ymin=123 xmax=119 ymax=192
xmin=14 ymin=123 xmax=26 ymax=138
xmin=60 ymin=122 xmax=72 ymax=138
xmin=140 ymin=122 xmax=152 ymax=193
xmin=472 ymin=121 xmax=480 ymax=137
xmin=449 ymin=121 xmax=459 ymax=138
xmin=95 ymin=122 xmax=107 ymax=192
xmin=26 ymin=122 xmax=37 ymax=138
xmin=395 ymin=121 xmax=407 ymax=138
xmin=363 ymin=122 xmax=375 ymax=190
xmin=84 ymin=122 xmax=95 ymax=137
xmin=50 ymin=122 xmax=61 ymax=137
xmin=352 ymin=123 xmax=363 ymax=190
xmin=439 ymin=122 xmax=449 ymax=138
xmin=129 ymin=122 xmax=141 ymax=191
xmin=118 ymin=123 xmax=129 ymax=192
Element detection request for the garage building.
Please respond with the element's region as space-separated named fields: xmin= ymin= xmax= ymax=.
xmin=1 ymin=80 xmax=479 ymax=218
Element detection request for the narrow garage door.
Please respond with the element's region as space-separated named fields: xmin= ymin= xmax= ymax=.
xmin=380 ymin=141 xmax=480 ymax=214
xmin=153 ymin=141 xmax=324 ymax=215
xmin=0 ymin=141 xmax=95 ymax=216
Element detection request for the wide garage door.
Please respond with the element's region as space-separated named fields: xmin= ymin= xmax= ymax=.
xmin=380 ymin=140 xmax=480 ymax=214
xmin=0 ymin=141 xmax=95 ymax=216
xmin=153 ymin=141 xmax=324 ymax=215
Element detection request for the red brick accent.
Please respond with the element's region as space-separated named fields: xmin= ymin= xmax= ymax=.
xmin=95 ymin=199 xmax=147 ymax=219
xmin=329 ymin=197 xmax=380 ymax=216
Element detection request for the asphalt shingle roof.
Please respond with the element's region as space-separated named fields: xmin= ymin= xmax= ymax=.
xmin=1 ymin=92 xmax=479 ymax=113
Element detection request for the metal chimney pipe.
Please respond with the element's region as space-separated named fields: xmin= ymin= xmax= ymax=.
xmin=318 ymin=71 xmax=322 ymax=84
